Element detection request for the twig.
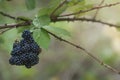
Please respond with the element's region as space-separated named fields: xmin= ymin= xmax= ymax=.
xmin=0 ymin=28 xmax=12 ymax=35
xmin=0 ymin=21 xmax=31 ymax=29
xmin=59 ymin=2 xmax=120 ymax=17
xmin=0 ymin=11 xmax=29 ymax=21
xmin=93 ymin=0 xmax=105 ymax=19
xmin=42 ymin=28 xmax=120 ymax=74
xmin=51 ymin=17 xmax=120 ymax=27
xmin=50 ymin=0 xmax=67 ymax=18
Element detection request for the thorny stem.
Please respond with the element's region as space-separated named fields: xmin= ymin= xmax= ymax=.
xmin=0 ymin=28 xmax=12 ymax=34
xmin=93 ymin=0 xmax=105 ymax=19
xmin=0 ymin=11 xmax=29 ymax=21
xmin=0 ymin=21 xmax=31 ymax=29
xmin=43 ymin=28 xmax=120 ymax=74
xmin=59 ymin=2 xmax=120 ymax=17
xmin=51 ymin=17 xmax=120 ymax=27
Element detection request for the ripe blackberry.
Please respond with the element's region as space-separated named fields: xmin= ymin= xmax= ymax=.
xmin=9 ymin=30 xmax=41 ymax=68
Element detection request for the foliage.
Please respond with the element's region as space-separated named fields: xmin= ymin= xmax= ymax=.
xmin=0 ymin=0 xmax=120 ymax=80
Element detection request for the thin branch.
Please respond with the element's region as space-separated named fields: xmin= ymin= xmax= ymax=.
xmin=93 ymin=0 xmax=105 ymax=19
xmin=50 ymin=0 xmax=67 ymax=18
xmin=0 ymin=11 xmax=29 ymax=21
xmin=0 ymin=21 xmax=31 ymax=29
xmin=0 ymin=28 xmax=12 ymax=35
xmin=43 ymin=28 xmax=120 ymax=75
xmin=59 ymin=2 xmax=120 ymax=17
xmin=52 ymin=17 xmax=120 ymax=27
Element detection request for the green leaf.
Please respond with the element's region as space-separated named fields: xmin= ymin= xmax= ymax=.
xmin=43 ymin=26 xmax=71 ymax=38
xmin=33 ymin=28 xmax=50 ymax=49
xmin=54 ymin=4 xmax=67 ymax=16
xmin=17 ymin=25 xmax=32 ymax=33
xmin=38 ymin=7 xmax=50 ymax=16
xmin=33 ymin=15 xmax=50 ymax=28
xmin=49 ymin=0 xmax=64 ymax=15
xmin=25 ymin=0 xmax=36 ymax=10
xmin=38 ymin=0 xmax=67 ymax=17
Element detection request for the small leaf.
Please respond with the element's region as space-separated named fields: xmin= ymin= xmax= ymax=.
xmin=43 ymin=26 xmax=71 ymax=38
xmin=33 ymin=28 xmax=50 ymax=49
xmin=25 ymin=0 xmax=36 ymax=10
xmin=33 ymin=15 xmax=50 ymax=28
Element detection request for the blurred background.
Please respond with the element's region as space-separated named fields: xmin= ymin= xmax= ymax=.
xmin=0 ymin=0 xmax=120 ymax=80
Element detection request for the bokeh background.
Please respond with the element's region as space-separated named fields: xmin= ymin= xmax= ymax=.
xmin=0 ymin=0 xmax=120 ymax=80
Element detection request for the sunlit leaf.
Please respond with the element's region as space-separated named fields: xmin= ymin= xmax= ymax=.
xmin=33 ymin=15 xmax=50 ymax=28
xmin=43 ymin=26 xmax=71 ymax=38
xmin=33 ymin=28 xmax=50 ymax=49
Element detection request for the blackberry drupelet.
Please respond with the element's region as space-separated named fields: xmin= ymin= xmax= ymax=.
xmin=30 ymin=42 xmax=40 ymax=55
xmin=22 ymin=30 xmax=33 ymax=39
xmin=9 ymin=30 xmax=41 ymax=68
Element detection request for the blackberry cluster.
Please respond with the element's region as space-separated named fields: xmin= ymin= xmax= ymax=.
xmin=9 ymin=30 xmax=41 ymax=68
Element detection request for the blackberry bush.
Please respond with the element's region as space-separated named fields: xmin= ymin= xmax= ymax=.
xmin=9 ymin=30 xmax=41 ymax=68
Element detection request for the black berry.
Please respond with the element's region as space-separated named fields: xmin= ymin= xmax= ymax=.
xmin=9 ymin=30 xmax=41 ymax=68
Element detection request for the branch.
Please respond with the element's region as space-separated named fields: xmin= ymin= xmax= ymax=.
xmin=0 ymin=21 xmax=31 ymax=29
xmin=0 ymin=11 xmax=29 ymax=21
xmin=93 ymin=0 xmax=105 ymax=19
xmin=43 ymin=28 xmax=120 ymax=75
xmin=51 ymin=17 xmax=120 ymax=27
xmin=0 ymin=17 xmax=120 ymax=30
xmin=0 ymin=28 xmax=12 ymax=35
xmin=50 ymin=0 xmax=67 ymax=17
xmin=59 ymin=2 xmax=120 ymax=17
xmin=1 ymin=17 xmax=119 ymax=30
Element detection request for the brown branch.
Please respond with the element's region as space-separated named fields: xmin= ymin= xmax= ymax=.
xmin=0 ymin=21 xmax=31 ymax=29
xmin=42 ymin=28 xmax=120 ymax=75
xmin=0 ymin=17 xmax=120 ymax=30
xmin=0 ymin=28 xmax=12 ymax=35
xmin=50 ymin=0 xmax=67 ymax=18
xmin=93 ymin=0 xmax=105 ymax=19
xmin=51 ymin=17 xmax=120 ymax=27
xmin=1 ymin=17 xmax=119 ymax=30
xmin=59 ymin=2 xmax=120 ymax=17
xmin=0 ymin=11 xmax=29 ymax=21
